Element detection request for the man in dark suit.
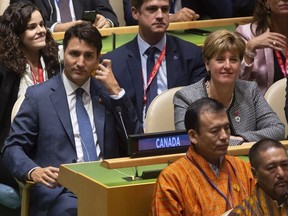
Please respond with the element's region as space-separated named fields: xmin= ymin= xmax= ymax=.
xmin=10 ymin=0 xmax=119 ymax=31
xmin=2 ymin=22 xmax=141 ymax=216
xmin=103 ymin=0 xmax=206 ymax=126
xmin=123 ymin=0 xmax=255 ymax=26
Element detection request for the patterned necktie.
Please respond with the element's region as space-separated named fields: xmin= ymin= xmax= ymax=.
xmin=145 ymin=46 xmax=159 ymax=111
xmin=59 ymin=0 xmax=72 ymax=22
xmin=76 ymin=88 xmax=97 ymax=161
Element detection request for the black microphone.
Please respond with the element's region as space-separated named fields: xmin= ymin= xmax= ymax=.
xmin=115 ymin=106 xmax=128 ymax=140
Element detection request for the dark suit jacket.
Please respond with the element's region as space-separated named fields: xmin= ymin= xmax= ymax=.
xmin=2 ymin=73 xmax=141 ymax=214
xmin=102 ymin=35 xmax=206 ymax=123
xmin=0 ymin=64 xmax=57 ymax=150
xmin=0 ymin=64 xmax=58 ymax=192
xmin=123 ymin=0 xmax=255 ymax=26
xmin=11 ymin=0 xmax=119 ymax=28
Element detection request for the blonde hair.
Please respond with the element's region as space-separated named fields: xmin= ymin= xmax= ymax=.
xmin=202 ymin=29 xmax=246 ymax=61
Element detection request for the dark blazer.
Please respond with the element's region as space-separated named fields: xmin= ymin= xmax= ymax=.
xmin=103 ymin=35 xmax=206 ymax=123
xmin=11 ymin=0 xmax=119 ymax=28
xmin=0 ymin=64 xmax=57 ymax=190
xmin=123 ymin=0 xmax=255 ymax=26
xmin=0 ymin=64 xmax=57 ymax=150
xmin=2 ymin=73 xmax=141 ymax=214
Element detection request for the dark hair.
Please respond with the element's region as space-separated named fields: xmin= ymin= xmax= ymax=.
xmin=131 ymin=0 xmax=170 ymax=10
xmin=0 ymin=1 xmax=59 ymax=74
xmin=184 ymin=97 xmax=226 ymax=133
xmin=251 ymin=0 xmax=271 ymax=36
xmin=249 ymin=138 xmax=287 ymax=169
xmin=63 ymin=22 xmax=102 ymax=56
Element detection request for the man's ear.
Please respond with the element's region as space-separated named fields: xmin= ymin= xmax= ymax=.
xmin=188 ymin=129 xmax=198 ymax=145
xmin=131 ymin=7 xmax=139 ymax=20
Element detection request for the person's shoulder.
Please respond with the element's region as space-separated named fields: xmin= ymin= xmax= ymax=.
xmin=236 ymin=23 xmax=256 ymax=39
xmin=167 ymin=34 xmax=200 ymax=49
xmin=159 ymin=156 xmax=190 ymax=178
xmin=103 ymin=38 xmax=137 ymax=58
xmin=236 ymin=23 xmax=252 ymax=31
xmin=27 ymin=74 xmax=60 ymax=95
xmin=226 ymin=155 xmax=251 ymax=169
xmin=0 ymin=64 xmax=19 ymax=80
xmin=175 ymin=78 xmax=205 ymax=96
xmin=235 ymin=79 xmax=258 ymax=91
xmin=0 ymin=64 xmax=12 ymax=74
xmin=228 ymin=193 xmax=257 ymax=216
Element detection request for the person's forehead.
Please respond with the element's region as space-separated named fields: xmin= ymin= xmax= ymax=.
xmin=259 ymin=148 xmax=288 ymax=165
xmin=142 ymin=0 xmax=169 ymax=6
xmin=199 ymin=111 xmax=228 ymax=127
xmin=66 ymin=37 xmax=95 ymax=49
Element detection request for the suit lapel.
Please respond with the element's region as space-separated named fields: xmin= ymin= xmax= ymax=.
xmin=127 ymin=38 xmax=144 ymax=120
xmin=90 ymin=79 xmax=105 ymax=154
xmin=49 ymin=75 xmax=75 ymax=149
xmin=166 ymin=36 xmax=180 ymax=88
xmin=72 ymin=0 xmax=84 ymax=19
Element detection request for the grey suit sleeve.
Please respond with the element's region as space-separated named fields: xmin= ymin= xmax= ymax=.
xmin=173 ymin=89 xmax=191 ymax=130
xmin=173 ymin=82 xmax=205 ymax=131
xmin=236 ymin=84 xmax=285 ymax=141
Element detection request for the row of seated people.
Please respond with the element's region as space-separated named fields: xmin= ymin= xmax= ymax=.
xmin=3 ymin=0 xmax=256 ymax=29
xmin=0 ymin=0 xmax=287 ymax=215
xmin=123 ymin=0 xmax=256 ymax=25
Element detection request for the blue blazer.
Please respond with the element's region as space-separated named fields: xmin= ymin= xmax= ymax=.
xmin=103 ymin=35 xmax=206 ymax=123
xmin=2 ymin=73 xmax=141 ymax=214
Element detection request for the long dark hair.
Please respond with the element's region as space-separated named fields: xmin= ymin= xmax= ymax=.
xmin=251 ymin=0 xmax=272 ymax=36
xmin=0 ymin=1 xmax=59 ymax=74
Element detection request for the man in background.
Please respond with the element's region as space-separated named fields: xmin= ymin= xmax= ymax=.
xmin=103 ymin=0 xmax=206 ymax=128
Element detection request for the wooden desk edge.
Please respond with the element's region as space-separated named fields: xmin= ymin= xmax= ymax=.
xmin=52 ymin=16 xmax=252 ymax=40
xmin=101 ymin=140 xmax=288 ymax=169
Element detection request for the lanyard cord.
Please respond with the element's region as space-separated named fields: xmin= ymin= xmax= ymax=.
xmin=31 ymin=61 xmax=44 ymax=84
xmin=143 ymin=46 xmax=166 ymax=104
xmin=186 ymin=154 xmax=234 ymax=209
xmin=275 ymin=48 xmax=288 ymax=77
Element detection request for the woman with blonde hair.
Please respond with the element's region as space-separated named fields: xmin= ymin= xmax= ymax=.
xmin=174 ymin=29 xmax=284 ymax=145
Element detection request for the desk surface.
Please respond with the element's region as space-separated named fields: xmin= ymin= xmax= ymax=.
xmin=58 ymin=155 xmax=249 ymax=216
xmin=60 ymin=154 xmax=248 ymax=187
xmin=63 ymin=161 xmax=166 ymax=187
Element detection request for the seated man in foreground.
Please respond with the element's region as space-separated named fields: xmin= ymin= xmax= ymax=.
xmin=229 ymin=138 xmax=288 ymax=215
xmin=2 ymin=22 xmax=141 ymax=215
xmin=151 ymin=97 xmax=255 ymax=215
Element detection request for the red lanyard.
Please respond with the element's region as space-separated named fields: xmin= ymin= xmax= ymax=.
xmin=143 ymin=46 xmax=166 ymax=104
xmin=31 ymin=62 xmax=44 ymax=84
xmin=275 ymin=48 xmax=288 ymax=77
